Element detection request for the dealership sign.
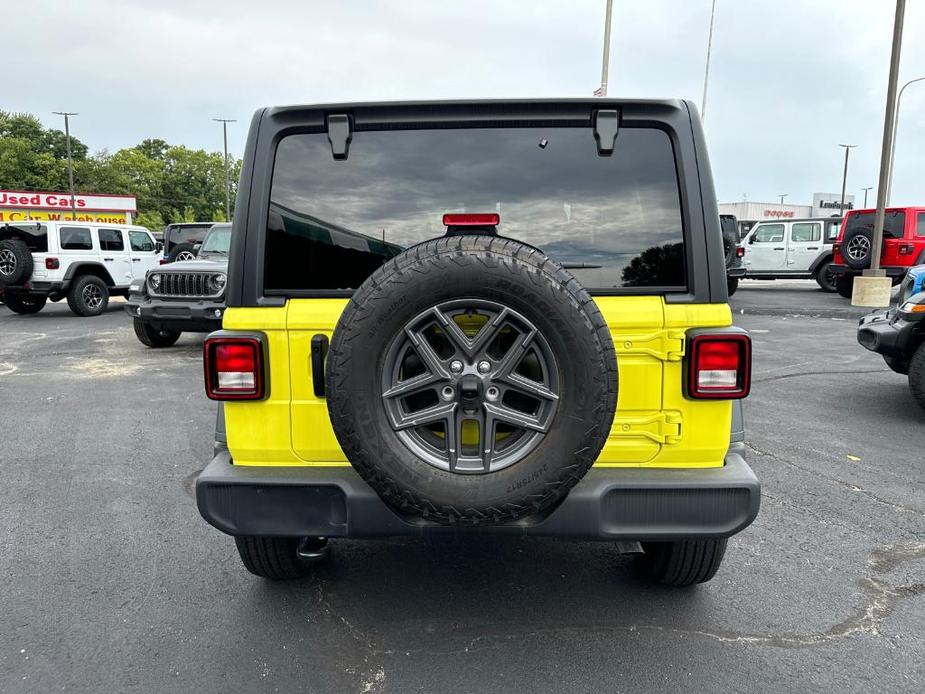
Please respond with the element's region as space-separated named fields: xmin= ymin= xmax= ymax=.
xmin=0 ymin=190 xmax=137 ymax=212
xmin=812 ymin=192 xmax=854 ymax=217
xmin=0 ymin=189 xmax=136 ymax=225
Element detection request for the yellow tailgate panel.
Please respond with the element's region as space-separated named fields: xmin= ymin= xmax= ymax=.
xmin=223 ymin=297 xmax=734 ymax=469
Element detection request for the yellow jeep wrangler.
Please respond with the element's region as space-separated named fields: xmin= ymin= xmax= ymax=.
xmin=196 ymin=99 xmax=758 ymax=585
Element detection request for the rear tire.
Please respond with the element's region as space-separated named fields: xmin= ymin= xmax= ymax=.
xmin=167 ymin=243 xmax=197 ymax=263
xmin=67 ymin=275 xmax=109 ymax=316
xmin=814 ymin=262 xmax=838 ymax=292
xmin=835 ymin=274 xmax=854 ymax=299
xmin=726 ymin=277 xmax=739 ymax=296
xmin=637 ymin=539 xmax=727 ymax=586
xmin=3 ymin=294 xmax=46 ymax=314
xmin=907 ymin=343 xmax=925 ymax=412
xmin=234 ymin=536 xmax=312 ymax=580
xmin=133 ymin=318 xmax=181 ymax=347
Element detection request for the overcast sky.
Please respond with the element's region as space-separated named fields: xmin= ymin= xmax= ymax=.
xmin=8 ymin=0 xmax=924 ymax=206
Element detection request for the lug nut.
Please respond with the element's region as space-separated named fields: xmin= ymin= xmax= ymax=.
xmin=478 ymin=360 xmax=491 ymax=374
xmin=441 ymin=386 xmax=455 ymax=401
xmin=450 ymin=360 xmax=463 ymax=373
xmin=486 ymin=386 xmax=500 ymax=401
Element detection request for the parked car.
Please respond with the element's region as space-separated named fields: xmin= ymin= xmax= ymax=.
xmin=161 ymin=222 xmax=216 ymax=263
xmin=722 ymin=214 xmax=745 ymax=295
xmin=194 ymin=99 xmax=758 ymax=586
xmin=126 ymin=223 xmax=230 ymax=347
xmin=857 ymin=264 xmax=925 ymax=409
xmin=831 ymin=207 xmax=925 ymax=298
xmin=740 ymin=217 xmax=842 ymax=291
xmin=0 ymin=221 xmax=160 ymax=315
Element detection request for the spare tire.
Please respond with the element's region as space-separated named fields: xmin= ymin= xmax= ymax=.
xmin=326 ymin=235 xmax=618 ymax=525
xmin=0 ymin=239 xmax=33 ymax=285
xmin=842 ymin=228 xmax=873 ymax=270
xmin=167 ymin=243 xmax=197 ymax=262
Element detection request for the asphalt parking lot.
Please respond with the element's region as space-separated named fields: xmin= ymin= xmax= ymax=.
xmin=1 ymin=284 xmax=923 ymax=693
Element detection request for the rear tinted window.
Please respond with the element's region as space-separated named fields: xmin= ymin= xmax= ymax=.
xmin=59 ymin=226 xmax=93 ymax=250
xmin=266 ymin=126 xmax=686 ymax=292
xmin=98 ymin=228 xmax=124 ymax=251
xmin=166 ymin=225 xmax=212 ymax=246
xmin=1 ymin=224 xmax=48 ymax=252
xmin=844 ymin=211 xmax=905 ymax=239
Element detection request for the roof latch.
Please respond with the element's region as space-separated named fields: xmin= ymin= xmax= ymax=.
xmin=593 ymin=109 xmax=619 ymax=156
xmin=326 ymin=114 xmax=352 ymax=161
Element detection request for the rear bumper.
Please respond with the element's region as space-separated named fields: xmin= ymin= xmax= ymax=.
xmin=125 ymin=294 xmax=224 ymax=332
xmin=727 ymin=266 xmax=746 ymax=278
xmin=0 ymin=281 xmax=68 ymax=299
xmin=832 ymin=264 xmax=907 ymax=278
xmin=196 ymin=445 xmax=760 ymax=540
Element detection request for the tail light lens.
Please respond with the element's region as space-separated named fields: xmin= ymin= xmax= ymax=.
xmin=159 ymin=258 xmax=169 ymax=265
xmin=833 ymin=242 xmax=841 ymax=255
xmin=204 ymin=336 xmax=265 ymax=400
xmin=45 ymin=257 xmax=60 ymax=270
xmin=688 ymin=333 xmax=751 ymax=399
xmin=735 ymin=245 xmax=745 ymax=258
xmin=899 ymin=243 xmax=914 ymax=255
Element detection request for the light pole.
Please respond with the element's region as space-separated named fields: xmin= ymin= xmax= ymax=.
xmin=867 ymin=0 xmax=905 ymax=278
xmin=861 ymin=186 xmax=873 ymax=208
xmin=701 ymin=0 xmax=717 ymax=122
xmin=838 ymin=144 xmax=856 ymax=217
xmin=52 ymin=111 xmax=78 ymax=221
xmin=778 ymin=194 xmax=787 ymax=205
xmin=596 ymin=0 xmax=614 ymax=97
xmin=212 ymin=118 xmax=236 ymax=222
xmin=886 ymin=75 xmax=924 ymax=204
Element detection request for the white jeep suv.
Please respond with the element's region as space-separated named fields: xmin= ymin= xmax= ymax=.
xmin=741 ymin=217 xmax=842 ymax=292
xmin=0 ymin=221 xmax=160 ymax=316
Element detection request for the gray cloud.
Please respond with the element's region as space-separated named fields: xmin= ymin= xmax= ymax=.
xmin=7 ymin=0 xmax=924 ymax=206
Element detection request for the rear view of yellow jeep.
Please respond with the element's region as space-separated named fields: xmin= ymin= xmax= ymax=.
xmin=196 ymin=99 xmax=759 ymax=585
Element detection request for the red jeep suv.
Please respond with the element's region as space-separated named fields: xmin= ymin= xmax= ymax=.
xmin=831 ymin=207 xmax=925 ymax=298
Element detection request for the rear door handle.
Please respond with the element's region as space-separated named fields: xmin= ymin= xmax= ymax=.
xmin=807 ymin=246 xmax=819 ymax=250
xmin=773 ymin=247 xmax=784 ymax=251
xmin=132 ymin=258 xmax=141 ymax=262
xmin=103 ymin=257 xmax=114 ymax=261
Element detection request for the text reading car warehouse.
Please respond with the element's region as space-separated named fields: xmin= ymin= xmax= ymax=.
xmin=0 ymin=190 xmax=137 ymax=224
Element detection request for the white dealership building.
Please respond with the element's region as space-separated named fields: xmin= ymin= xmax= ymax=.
xmin=718 ymin=192 xmax=854 ymax=234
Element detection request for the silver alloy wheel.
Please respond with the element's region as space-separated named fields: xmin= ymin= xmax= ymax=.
xmin=176 ymin=251 xmax=196 ymax=261
xmin=380 ymin=299 xmax=560 ymax=474
xmin=846 ymin=235 xmax=871 ymax=261
xmin=82 ymin=283 xmax=103 ymax=309
xmin=0 ymin=248 xmax=16 ymax=276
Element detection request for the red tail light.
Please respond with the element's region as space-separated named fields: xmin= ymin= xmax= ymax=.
xmin=204 ymin=336 xmax=265 ymax=400
xmin=833 ymin=242 xmax=841 ymax=255
xmin=45 ymin=257 xmax=60 ymax=270
xmin=899 ymin=243 xmax=914 ymax=255
xmin=688 ymin=333 xmax=751 ymax=399
xmin=159 ymin=258 xmax=169 ymax=265
xmin=735 ymin=245 xmax=745 ymax=258
xmin=443 ymin=213 xmax=500 ymax=226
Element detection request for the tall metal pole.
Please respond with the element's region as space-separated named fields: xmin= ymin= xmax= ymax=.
xmin=778 ymin=194 xmax=787 ymax=205
xmin=213 ymin=118 xmax=236 ymax=221
xmin=861 ymin=186 xmax=873 ymax=207
xmin=53 ymin=111 xmax=78 ymax=221
xmin=886 ymin=75 xmax=924 ymax=205
xmin=598 ymin=0 xmax=614 ymax=97
xmin=701 ymin=0 xmax=717 ymax=121
xmin=838 ymin=144 xmax=856 ymax=218
xmin=868 ymin=0 xmax=905 ymax=275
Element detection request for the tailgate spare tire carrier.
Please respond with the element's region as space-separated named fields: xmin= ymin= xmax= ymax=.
xmin=325 ymin=235 xmax=618 ymax=525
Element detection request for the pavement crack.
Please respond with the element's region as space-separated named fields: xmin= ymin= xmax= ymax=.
xmin=745 ymin=441 xmax=925 ymax=518
xmin=753 ymin=368 xmax=888 ymax=384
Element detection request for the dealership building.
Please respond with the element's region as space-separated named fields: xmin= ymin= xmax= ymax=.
xmin=718 ymin=192 xmax=854 ymax=234
xmin=0 ymin=190 xmax=137 ymax=225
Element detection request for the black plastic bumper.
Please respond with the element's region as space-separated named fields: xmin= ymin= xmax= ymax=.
xmin=727 ymin=266 xmax=746 ymax=278
xmin=832 ymin=264 xmax=907 ymax=278
xmin=1 ymin=281 xmax=68 ymax=299
xmin=196 ymin=445 xmax=760 ymax=540
xmin=857 ymin=309 xmax=918 ymax=357
xmin=125 ymin=295 xmax=224 ymax=333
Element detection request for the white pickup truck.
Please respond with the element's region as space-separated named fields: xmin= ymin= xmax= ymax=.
xmin=741 ymin=217 xmax=842 ymax=291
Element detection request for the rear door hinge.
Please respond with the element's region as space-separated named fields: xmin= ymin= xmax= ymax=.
xmin=615 ymin=329 xmax=686 ymax=362
xmin=614 ymin=411 xmax=682 ymax=445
